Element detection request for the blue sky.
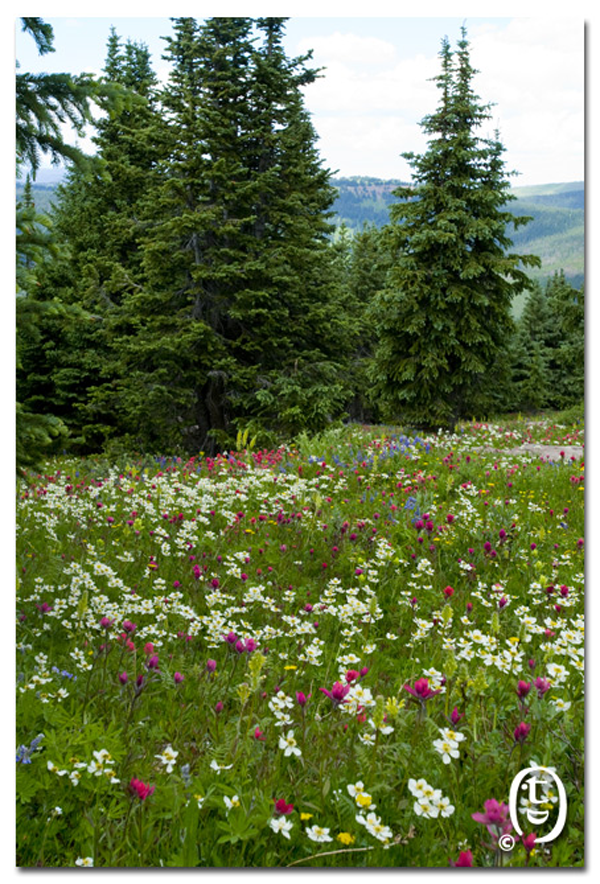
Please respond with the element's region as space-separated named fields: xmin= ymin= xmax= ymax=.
xmin=15 ymin=14 xmax=584 ymax=186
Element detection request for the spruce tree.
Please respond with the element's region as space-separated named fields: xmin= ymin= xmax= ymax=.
xmin=369 ymin=29 xmax=540 ymax=429
xmin=115 ymin=17 xmax=353 ymax=453
xmin=110 ymin=17 xmax=255 ymax=453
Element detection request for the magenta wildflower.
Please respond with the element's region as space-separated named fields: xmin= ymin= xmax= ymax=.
xmin=514 ymin=721 xmax=531 ymax=744
xmin=449 ymin=707 xmax=465 ymax=726
xmin=319 ymin=681 xmax=350 ymax=707
xmin=174 ymin=672 xmax=184 ymax=684
xmin=273 ymin=799 xmax=294 ymax=816
xmin=118 ymin=671 xmax=128 ymax=685
xmin=296 ymin=691 xmax=310 ymax=707
xmin=450 ymin=850 xmax=473 ymax=867
xmin=122 ymin=620 xmax=137 ymax=634
xmin=522 ymin=832 xmax=537 ymax=853
xmin=129 ymin=778 xmax=155 ymax=801
xmin=100 ymin=616 xmax=114 ymax=629
xmin=215 ymin=701 xmax=224 ymax=714
xmin=517 ymin=681 xmax=531 ymax=699
xmin=403 ymin=677 xmax=441 ymax=701
xmin=206 ymin=660 xmax=217 ymax=673
xmin=534 ymin=677 xmax=551 ymax=697
xmin=472 ymin=799 xmax=513 ymax=840
xmin=147 ymin=655 xmax=159 ymax=670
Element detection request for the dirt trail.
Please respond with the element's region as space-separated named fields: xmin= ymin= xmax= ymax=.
xmin=477 ymin=443 xmax=583 ymax=462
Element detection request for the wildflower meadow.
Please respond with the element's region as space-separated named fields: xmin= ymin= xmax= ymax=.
xmin=16 ymin=416 xmax=584 ymax=867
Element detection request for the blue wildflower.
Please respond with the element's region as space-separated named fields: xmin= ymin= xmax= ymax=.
xmin=16 ymin=733 xmax=45 ymax=764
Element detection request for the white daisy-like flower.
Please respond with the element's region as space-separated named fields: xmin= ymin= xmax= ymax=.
xmin=87 ymin=748 xmax=115 ymax=776
xmin=432 ymin=795 xmax=455 ymax=817
xmin=269 ymin=816 xmax=294 ymax=839
xmin=306 ymin=824 xmax=333 ymax=842
xmin=408 ymin=778 xmax=431 ymax=798
xmin=357 ymin=812 xmax=393 ymax=843
xmin=224 ymin=794 xmax=241 ymax=812
xmin=278 ymin=730 xmax=302 ymax=757
xmin=210 ymin=760 xmax=234 ymax=774
xmin=438 ymin=727 xmax=466 ymax=746
xmin=413 ymin=799 xmax=440 ymax=819
xmin=433 ymin=738 xmax=460 ymax=764
xmin=550 ymin=697 xmax=572 ymax=712
xmin=155 ymin=744 xmax=178 ymax=773
xmin=75 ymin=857 xmax=94 ymax=867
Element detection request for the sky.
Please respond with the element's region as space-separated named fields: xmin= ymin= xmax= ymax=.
xmin=13 ymin=13 xmax=584 ymax=187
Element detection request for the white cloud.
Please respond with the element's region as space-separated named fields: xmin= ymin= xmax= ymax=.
xmin=296 ymin=18 xmax=583 ymax=185
xmin=297 ymin=31 xmax=398 ymax=66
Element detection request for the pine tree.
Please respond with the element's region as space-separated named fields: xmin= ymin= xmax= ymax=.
xmin=368 ymin=29 xmax=540 ymax=429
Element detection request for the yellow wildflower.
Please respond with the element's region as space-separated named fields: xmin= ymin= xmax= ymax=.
xmin=337 ymin=832 xmax=355 ymax=845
